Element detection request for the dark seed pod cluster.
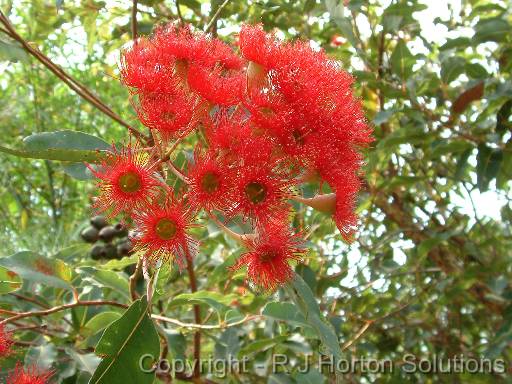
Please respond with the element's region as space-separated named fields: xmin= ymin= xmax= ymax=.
xmin=80 ymin=215 xmax=133 ymax=260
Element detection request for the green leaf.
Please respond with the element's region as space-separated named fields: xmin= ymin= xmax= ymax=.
xmin=101 ymin=255 xmax=138 ymax=270
xmin=417 ymin=232 xmax=452 ymax=258
xmin=476 ymin=144 xmax=503 ymax=191
xmin=284 ymin=274 xmax=343 ymax=379
xmin=373 ymin=110 xmax=394 ymax=125
xmin=262 ymin=302 xmax=310 ymax=327
xmin=430 ymin=140 xmax=474 ymax=158
xmin=83 ymin=312 xmax=123 ymax=337
xmin=496 ymin=99 xmax=512 ymax=135
xmin=465 ymin=63 xmax=488 ymax=79
xmin=66 ymin=348 xmax=101 ymax=375
xmin=180 ymin=0 xmax=201 ymax=11
xmin=440 ymin=37 xmax=471 ymax=51
xmin=90 ymin=296 xmax=159 ymax=384
xmin=390 ymin=40 xmax=415 ymax=80
xmin=325 ymin=0 xmax=358 ymax=48
xmin=238 ymin=335 xmax=289 ymax=357
xmin=0 ymin=265 xmax=22 ymax=294
xmin=268 ymin=373 xmax=294 ymax=384
xmin=304 ymin=0 xmax=316 ymax=13
xmin=0 ymin=251 xmax=73 ymax=290
xmin=295 ymin=369 xmax=326 ymax=384
xmin=473 ymin=18 xmax=510 ymax=44
xmin=168 ymin=290 xmax=235 ymax=318
xmin=0 ymin=144 xmax=107 ymax=163
xmin=0 ymin=36 xmax=29 ymax=63
xmin=454 ymin=148 xmax=472 ymax=180
xmin=23 ymin=130 xmax=111 ymax=178
xmin=78 ymin=267 xmax=130 ymax=299
xmin=2 ymin=127 xmax=109 ymax=165
xmin=441 ymin=56 xmax=466 ymax=83
xmin=25 ymin=343 xmax=58 ymax=370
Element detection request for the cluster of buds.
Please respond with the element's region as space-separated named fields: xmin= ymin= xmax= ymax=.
xmin=89 ymin=23 xmax=371 ymax=291
xmin=0 ymin=326 xmax=54 ymax=383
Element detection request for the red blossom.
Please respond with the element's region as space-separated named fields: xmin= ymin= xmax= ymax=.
xmin=133 ymin=87 xmax=200 ymax=140
xmin=113 ymin=21 xmax=372 ymax=272
xmin=186 ymin=149 xmax=234 ymax=213
xmin=205 ymin=111 xmax=275 ymax=166
xmin=152 ymin=24 xmax=242 ymax=69
xmin=228 ymin=163 xmax=294 ymax=224
xmin=231 ymin=225 xmax=305 ymax=291
xmin=0 ymin=325 xmax=13 ymax=358
xmin=88 ymin=143 xmax=162 ymax=218
xmin=239 ymin=24 xmax=282 ymax=70
xmin=120 ymin=37 xmax=173 ymax=93
xmin=187 ymin=64 xmax=244 ymax=106
xmin=6 ymin=362 xmax=54 ymax=384
xmin=131 ymin=197 xmax=198 ymax=268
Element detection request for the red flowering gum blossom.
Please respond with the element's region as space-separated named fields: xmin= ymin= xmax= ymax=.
xmin=134 ymin=88 xmax=199 ymax=140
xmin=88 ymin=143 xmax=162 ymax=218
xmin=229 ymin=163 xmax=294 ymax=225
xmin=187 ymin=64 xmax=244 ymax=106
xmin=238 ymin=24 xmax=282 ymax=70
xmin=231 ymin=226 xmax=306 ymax=292
xmin=152 ymin=23 xmax=242 ymax=70
xmin=241 ymin=24 xmax=372 ymax=165
xmin=205 ymin=111 xmax=275 ymax=167
xmin=186 ymin=149 xmax=233 ymax=213
xmin=0 ymin=324 xmax=13 ymax=358
xmin=6 ymin=362 xmax=54 ymax=384
xmin=131 ymin=197 xmax=198 ymax=269
xmin=120 ymin=37 xmax=174 ymax=93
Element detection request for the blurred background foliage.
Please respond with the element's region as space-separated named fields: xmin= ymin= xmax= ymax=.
xmin=0 ymin=0 xmax=511 ymax=383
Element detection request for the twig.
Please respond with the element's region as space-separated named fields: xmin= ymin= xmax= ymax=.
xmin=131 ymin=0 xmax=138 ymax=39
xmin=185 ymin=246 xmax=201 ymax=378
xmin=341 ymin=320 xmax=372 ymax=351
xmin=129 ymin=257 xmax=143 ymax=301
xmin=205 ymin=0 xmax=230 ymax=33
xmin=176 ymin=0 xmax=184 ymax=24
xmin=9 ymin=293 xmax=49 ymax=308
xmin=151 ymin=314 xmax=258 ymax=329
xmin=0 ymin=300 xmax=128 ymax=326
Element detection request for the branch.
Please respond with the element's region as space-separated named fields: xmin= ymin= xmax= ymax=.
xmin=185 ymin=247 xmax=201 ymax=378
xmin=131 ymin=0 xmax=138 ymax=39
xmin=176 ymin=0 xmax=184 ymax=24
xmin=151 ymin=314 xmax=257 ymax=329
xmin=0 ymin=300 xmax=128 ymax=326
xmin=205 ymin=0 xmax=230 ymax=33
xmin=0 ymin=11 xmax=148 ymax=142
xmin=129 ymin=257 xmax=143 ymax=301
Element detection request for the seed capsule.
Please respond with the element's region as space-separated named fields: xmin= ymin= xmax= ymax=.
xmin=117 ymin=240 xmax=133 ymax=256
xmin=113 ymin=223 xmax=129 ymax=238
xmin=90 ymin=215 xmax=109 ymax=230
xmin=99 ymin=226 xmax=117 ymax=242
xmin=81 ymin=226 xmax=99 ymax=243
xmin=90 ymin=244 xmax=104 ymax=260
xmin=103 ymin=244 xmax=118 ymax=259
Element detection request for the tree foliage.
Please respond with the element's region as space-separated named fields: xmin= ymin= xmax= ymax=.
xmin=0 ymin=0 xmax=511 ymax=383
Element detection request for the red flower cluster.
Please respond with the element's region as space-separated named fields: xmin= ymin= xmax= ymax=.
xmin=90 ymin=23 xmax=371 ymax=291
xmin=5 ymin=363 xmax=54 ymax=384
